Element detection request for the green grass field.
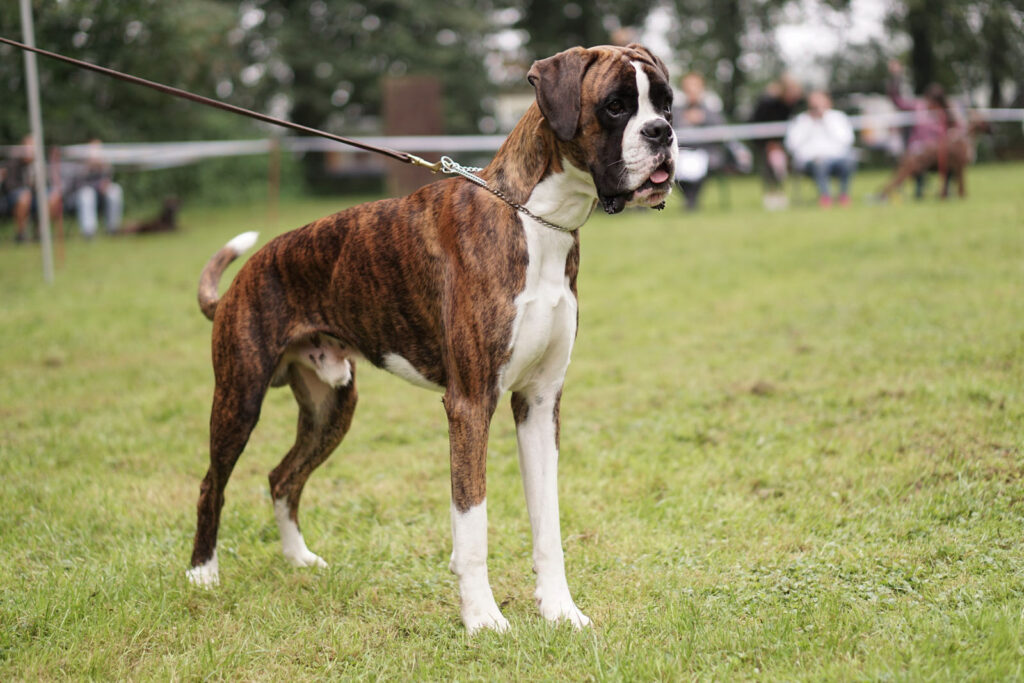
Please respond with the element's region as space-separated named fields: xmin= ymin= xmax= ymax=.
xmin=2 ymin=166 xmax=1023 ymax=679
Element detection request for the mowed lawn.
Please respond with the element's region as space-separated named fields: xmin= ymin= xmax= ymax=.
xmin=1 ymin=165 xmax=1023 ymax=679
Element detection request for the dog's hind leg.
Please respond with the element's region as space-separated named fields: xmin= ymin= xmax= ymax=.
xmin=188 ymin=379 xmax=267 ymax=587
xmin=269 ymin=361 xmax=357 ymax=569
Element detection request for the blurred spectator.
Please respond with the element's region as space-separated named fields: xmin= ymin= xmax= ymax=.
xmin=610 ymin=27 xmax=640 ymax=46
xmin=3 ymin=135 xmax=62 ymax=243
xmin=882 ymin=60 xmax=958 ymax=199
xmin=751 ymin=74 xmax=803 ymax=210
xmin=673 ymin=72 xmax=752 ymax=211
xmin=74 ymin=138 xmax=123 ymax=237
xmin=784 ymin=91 xmax=856 ymax=207
xmin=0 ymin=165 xmax=8 ymax=219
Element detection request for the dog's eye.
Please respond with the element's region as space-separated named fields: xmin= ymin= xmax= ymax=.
xmin=606 ymin=99 xmax=626 ymax=115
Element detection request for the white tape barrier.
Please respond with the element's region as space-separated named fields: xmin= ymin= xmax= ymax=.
xmin=674 ymin=108 xmax=1024 ymax=144
xmin=1 ymin=109 xmax=1022 ymax=170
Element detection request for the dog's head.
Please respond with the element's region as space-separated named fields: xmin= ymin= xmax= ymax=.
xmin=528 ymin=44 xmax=677 ymax=213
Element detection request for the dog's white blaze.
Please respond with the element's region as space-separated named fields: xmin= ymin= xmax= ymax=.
xmin=450 ymin=500 xmax=509 ymax=633
xmin=226 ymin=231 xmax=259 ymax=255
xmin=274 ymin=498 xmax=327 ymax=568
xmin=383 ymin=353 xmax=443 ymax=391
xmin=186 ymin=549 xmax=219 ymax=588
xmin=515 ymin=392 xmax=591 ymax=627
xmin=621 ymin=61 xmax=673 ymax=190
xmin=499 ymin=164 xmax=588 ymax=394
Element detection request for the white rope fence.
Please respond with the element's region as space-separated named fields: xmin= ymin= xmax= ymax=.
xmin=2 ymin=108 xmax=1022 ymax=170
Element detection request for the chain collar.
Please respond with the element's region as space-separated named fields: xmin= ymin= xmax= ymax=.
xmin=411 ymin=154 xmax=582 ymax=234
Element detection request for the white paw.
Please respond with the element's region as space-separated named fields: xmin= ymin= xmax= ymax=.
xmin=284 ymin=548 xmax=328 ymax=569
xmin=536 ymin=588 xmax=591 ymax=628
xmin=462 ymin=600 xmax=511 ymax=634
xmin=186 ymin=553 xmax=220 ymax=588
xmin=274 ymin=500 xmax=328 ymax=569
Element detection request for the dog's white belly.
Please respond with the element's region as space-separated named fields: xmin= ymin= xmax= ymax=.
xmin=274 ymin=336 xmax=353 ymax=392
xmin=499 ymin=219 xmax=577 ymax=394
xmin=383 ymin=353 xmax=444 ymax=391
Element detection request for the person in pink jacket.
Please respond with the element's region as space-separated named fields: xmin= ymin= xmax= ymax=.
xmin=885 ymin=60 xmax=958 ymax=198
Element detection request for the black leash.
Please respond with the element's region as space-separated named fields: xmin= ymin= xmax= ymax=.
xmin=0 ymin=35 xmax=580 ymax=232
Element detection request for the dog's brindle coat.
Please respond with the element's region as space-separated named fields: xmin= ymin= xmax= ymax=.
xmin=188 ymin=44 xmax=676 ymax=632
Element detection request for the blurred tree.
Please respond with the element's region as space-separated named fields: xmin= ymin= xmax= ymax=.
xmin=668 ymin=0 xmax=789 ymax=118
xmin=885 ymin=0 xmax=1024 ymax=105
xmin=821 ymin=38 xmax=891 ymax=96
xmin=978 ymin=1 xmax=1023 ymax=108
xmin=218 ymin=0 xmax=499 ymax=190
xmin=886 ymin=0 xmax=966 ymax=92
xmin=0 ymin=0 xmax=242 ymax=143
xmin=221 ymin=0 xmax=497 ymax=136
xmin=511 ymin=0 xmax=656 ymax=60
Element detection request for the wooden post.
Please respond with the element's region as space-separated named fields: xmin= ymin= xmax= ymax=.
xmin=382 ymin=76 xmax=443 ymax=196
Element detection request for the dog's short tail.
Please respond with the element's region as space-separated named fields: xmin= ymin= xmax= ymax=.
xmin=197 ymin=231 xmax=259 ymax=321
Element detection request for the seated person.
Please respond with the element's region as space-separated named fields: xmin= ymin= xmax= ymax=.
xmin=784 ymin=91 xmax=856 ymax=207
xmin=672 ymin=72 xmax=752 ymax=211
xmin=0 ymin=166 xmax=9 ymax=218
xmin=3 ymin=135 xmax=62 ymax=242
xmin=74 ymin=138 xmax=123 ymax=236
xmin=751 ymin=75 xmax=803 ymax=210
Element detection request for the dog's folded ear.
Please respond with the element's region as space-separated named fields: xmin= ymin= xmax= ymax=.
xmin=527 ymin=47 xmax=590 ymax=142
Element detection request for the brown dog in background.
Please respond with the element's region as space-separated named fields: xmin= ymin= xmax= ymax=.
xmin=877 ymin=119 xmax=990 ymax=200
xmin=123 ymin=197 xmax=180 ymax=234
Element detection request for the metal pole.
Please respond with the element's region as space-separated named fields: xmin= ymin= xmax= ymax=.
xmin=19 ymin=0 xmax=54 ymax=284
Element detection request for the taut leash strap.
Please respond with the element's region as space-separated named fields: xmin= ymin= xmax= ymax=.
xmin=0 ymin=35 xmax=578 ymax=233
xmin=0 ymin=35 xmax=410 ymax=163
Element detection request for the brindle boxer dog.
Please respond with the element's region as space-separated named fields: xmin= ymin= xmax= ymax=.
xmin=187 ymin=44 xmax=677 ymax=633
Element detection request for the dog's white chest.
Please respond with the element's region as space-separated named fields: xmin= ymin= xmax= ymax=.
xmin=499 ymin=220 xmax=577 ymax=393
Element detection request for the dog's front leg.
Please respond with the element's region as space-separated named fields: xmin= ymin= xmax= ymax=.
xmin=512 ymin=388 xmax=591 ymax=628
xmin=444 ymin=391 xmax=509 ymax=633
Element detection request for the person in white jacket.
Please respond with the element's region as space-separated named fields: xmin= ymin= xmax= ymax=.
xmin=784 ymin=91 xmax=857 ymax=206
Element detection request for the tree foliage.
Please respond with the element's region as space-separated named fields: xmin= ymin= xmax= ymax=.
xmin=885 ymin=0 xmax=1024 ymax=104
xmin=221 ymin=0 xmax=497 ymax=136
xmin=3 ymin=0 xmax=1021 ymax=159
xmin=1 ymin=0 xmax=499 ymax=145
xmin=0 ymin=0 xmax=242 ymax=144
xmin=668 ymin=0 xmax=788 ymax=118
xmin=511 ymin=0 xmax=656 ymax=61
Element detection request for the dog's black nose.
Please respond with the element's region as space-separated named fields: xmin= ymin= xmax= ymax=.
xmin=641 ymin=119 xmax=673 ymax=146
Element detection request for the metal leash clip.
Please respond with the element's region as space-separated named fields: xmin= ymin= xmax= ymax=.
xmin=411 ymin=155 xmax=577 ymax=234
xmin=405 ymin=154 xmax=444 ymax=173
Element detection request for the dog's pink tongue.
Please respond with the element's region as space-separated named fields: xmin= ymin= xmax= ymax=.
xmin=650 ymin=168 xmax=669 ymax=184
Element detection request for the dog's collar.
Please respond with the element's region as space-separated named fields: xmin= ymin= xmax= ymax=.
xmin=435 ymin=156 xmax=582 ymax=234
